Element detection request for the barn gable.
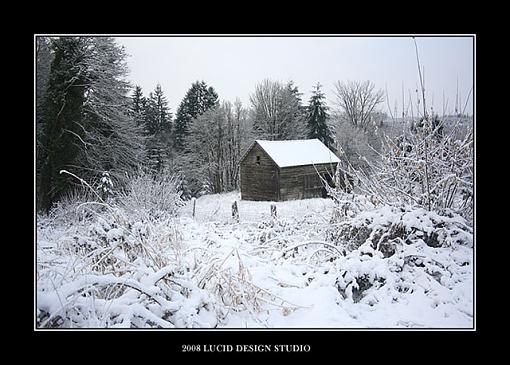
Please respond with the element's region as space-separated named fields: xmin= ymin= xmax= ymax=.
xmin=239 ymin=142 xmax=280 ymax=201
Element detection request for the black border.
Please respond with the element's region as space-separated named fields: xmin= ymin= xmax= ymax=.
xmin=32 ymin=33 xmax=479 ymax=356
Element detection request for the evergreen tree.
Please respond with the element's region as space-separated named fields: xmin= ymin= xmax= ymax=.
xmin=38 ymin=37 xmax=88 ymax=212
xmin=150 ymin=84 xmax=172 ymax=135
xmin=78 ymin=37 xmax=145 ymax=184
xmin=306 ymin=83 xmax=334 ymax=148
xmin=131 ymin=85 xmax=145 ymax=126
xmin=36 ymin=36 xmax=54 ymax=210
xmin=145 ymin=84 xmax=172 ymax=171
xmin=36 ymin=37 xmax=53 ymax=142
xmin=280 ymin=81 xmax=307 ymax=139
xmin=173 ymin=80 xmax=219 ymax=151
xmin=38 ymin=37 xmax=145 ymax=212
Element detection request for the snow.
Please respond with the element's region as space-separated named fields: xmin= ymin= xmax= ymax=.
xmin=36 ymin=191 xmax=473 ymax=328
xmin=255 ymin=139 xmax=340 ymax=168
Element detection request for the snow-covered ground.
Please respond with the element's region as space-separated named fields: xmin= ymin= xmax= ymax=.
xmin=36 ymin=191 xmax=473 ymax=328
xmin=178 ymin=192 xmax=472 ymax=328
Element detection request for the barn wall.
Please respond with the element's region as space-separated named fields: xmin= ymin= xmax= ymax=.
xmin=240 ymin=143 xmax=279 ymax=201
xmin=279 ymin=163 xmax=337 ymax=201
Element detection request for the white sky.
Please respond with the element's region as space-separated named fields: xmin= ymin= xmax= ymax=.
xmin=116 ymin=36 xmax=474 ymax=117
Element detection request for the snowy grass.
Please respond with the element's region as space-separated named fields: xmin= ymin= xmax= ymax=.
xmin=36 ymin=191 xmax=473 ymax=328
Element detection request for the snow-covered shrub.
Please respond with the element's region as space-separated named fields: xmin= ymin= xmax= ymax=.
xmin=95 ymin=171 xmax=114 ymax=201
xmin=37 ymin=169 xmax=221 ymax=329
xmin=291 ymin=205 xmax=473 ymax=313
xmin=47 ymin=188 xmax=98 ymax=225
xmin=116 ymin=168 xmax=184 ymax=220
xmin=327 ymin=233 xmax=473 ymax=309
xmin=192 ymin=245 xmax=302 ymax=322
xmin=316 ymin=118 xmax=474 ymax=315
xmin=332 ymin=118 xmax=473 ymax=224
xmin=37 ymin=206 xmax=222 ymax=328
xmin=255 ymin=218 xmax=294 ymax=244
xmin=197 ymin=248 xmax=261 ymax=313
xmin=326 ymin=205 xmax=473 ymax=255
xmin=37 ymin=261 xmax=220 ymax=328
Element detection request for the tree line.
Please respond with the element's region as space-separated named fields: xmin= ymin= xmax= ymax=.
xmin=36 ymin=36 xmax=394 ymax=212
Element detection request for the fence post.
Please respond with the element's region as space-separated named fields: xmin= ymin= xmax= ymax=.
xmin=270 ymin=204 xmax=277 ymax=220
xmin=232 ymin=200 xmax=239 ymax=223
xmin=192 ymin=197 xmax=196 ymax=218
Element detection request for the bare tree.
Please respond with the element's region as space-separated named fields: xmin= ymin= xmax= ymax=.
xmin=333 ymin=80 xmax=385 ymax=172
xmin=333 ymin=80 xmax=385 ymax=132
xmin=178 ymin=100 xmax=253 ymax=197
xmin=250 ymin=79 xmax=307 ymax=140
xmin=250 ymin=79 xmax=281 ymax=140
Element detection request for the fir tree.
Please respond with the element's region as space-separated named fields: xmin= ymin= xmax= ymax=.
xmin=36 ymin=36 xmax=54 ymax=210
xmin=306 ymin=83 xmax=334 ymax=148
xmin=78 ymin=37 xmax=145 ymax=183
xmin=38 ymin=37 xmax=88 ymax=212
xmin=151 ymin=84 xmax=172 ymax=135
xmin=38 ymin=37 xmax=145 ymax=212
xmin=280 ymin=81 xmax=307 ymax=139
xmin=145 ymin=84 xmax=172 ymax=171
xmin=173 ymin=80 xmax=219 ymax=151
xmin=132 ymin=85 xmax=145 ymax=127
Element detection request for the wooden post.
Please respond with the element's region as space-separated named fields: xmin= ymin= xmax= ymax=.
xmin=192 ymin=197 xmax=196 ymax=218
xmin=232 ymin=200 xmax=239 ymax=223
xmin=270 ymin=204 xmax=277 ymax=220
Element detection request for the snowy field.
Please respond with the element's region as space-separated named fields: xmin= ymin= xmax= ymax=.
xmin=36 ymin=191 xmax=474 ymax=329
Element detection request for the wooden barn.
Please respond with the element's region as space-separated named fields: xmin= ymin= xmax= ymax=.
xmin=240 ymin=139 xmax=341 ymax=201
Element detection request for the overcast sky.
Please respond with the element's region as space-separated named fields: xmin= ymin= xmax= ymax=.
xmin=115 ymin=36 xmax=474 ymax=117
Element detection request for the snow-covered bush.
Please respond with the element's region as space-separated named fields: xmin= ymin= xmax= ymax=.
xmin=37 ymin=167 xmax=222 ymax=328
xmin=37 ymin=261 xmax=220 ymax=328
xmin=96 ymin=171 xmax=114 ymax=201
xmin=326 ymin=205 xmax=473 ymax=255
xmin=274 ymin=204 xmax=474 ymax=318
xmin=191 ymin=243 xmax=303 ymax=323
xmin=332 ymin=118 xmax=473 ymax=224
xmin=116 ymin=168 xmax=184 ymax=220
xmin=37 ymin=206 xmax=221 ymax=328
xmin=327 ymin=231 xmax=473 ymax=310
xmin=47 ymin=188 xmax=98 ymax=225
xmin=317 ymin=203 xmax=473 ymax=309
xmin=317 ymin=116 xmax=474 ymax=317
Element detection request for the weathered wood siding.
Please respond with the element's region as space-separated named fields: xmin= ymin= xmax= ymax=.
xmin=278 ymin=163 xmax=337 ymax=201
xmin=240 ymin=143 xmax=279 ymax=201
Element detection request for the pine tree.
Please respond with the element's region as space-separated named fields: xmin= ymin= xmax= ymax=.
xmin=306 ymin=83 xmax=334 ymax=148
xmin=173 ymin=80 xmax=219 ymax=151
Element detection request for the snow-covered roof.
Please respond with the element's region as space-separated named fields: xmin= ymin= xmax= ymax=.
xmin=255 ymin=139 xmax=340 ymax=168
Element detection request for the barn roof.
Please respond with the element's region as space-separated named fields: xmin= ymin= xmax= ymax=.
xmin=254 ymin=139 xmax=340 ymax=168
